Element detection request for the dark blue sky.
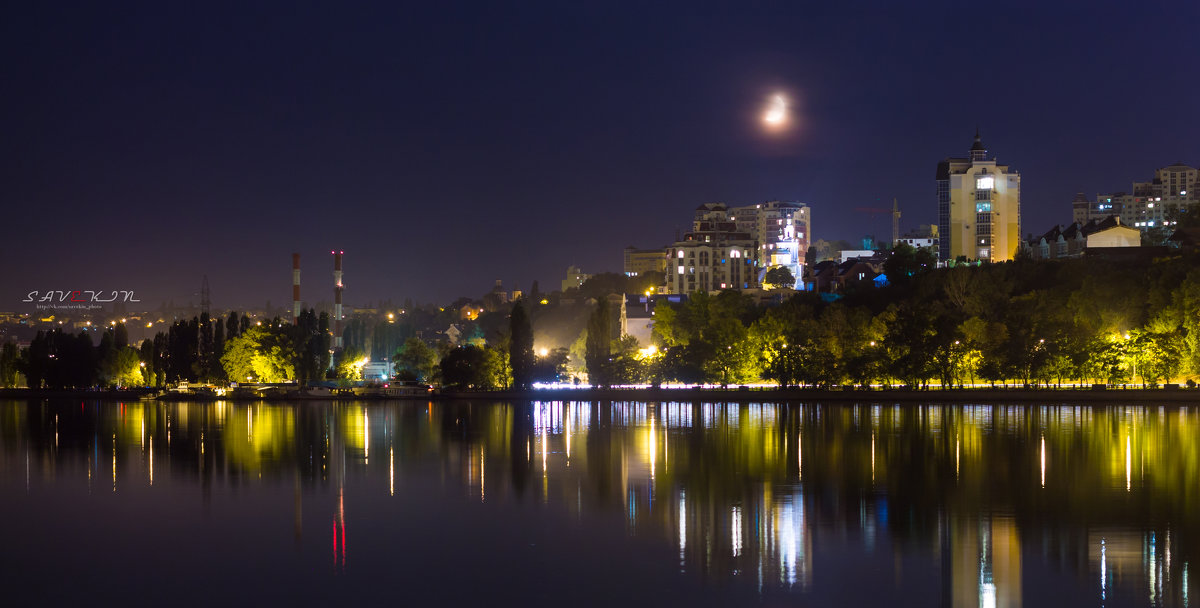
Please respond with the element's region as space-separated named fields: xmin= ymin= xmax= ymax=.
xmin=3 ymin=1 xmax=1197 ymax=309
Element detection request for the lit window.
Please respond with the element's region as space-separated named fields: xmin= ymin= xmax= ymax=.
xmin=678 ymin=266 xmax=685 ymax=274
xmin=977 ymin=176 xmax=994 ymax=190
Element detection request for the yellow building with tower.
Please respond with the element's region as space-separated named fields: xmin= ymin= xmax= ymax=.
xmin=937 ymin=132 xmax=1021 ymax=262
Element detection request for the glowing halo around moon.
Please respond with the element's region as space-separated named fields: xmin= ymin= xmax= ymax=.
xmin=762 ymin=94 xmax=788 ymax=128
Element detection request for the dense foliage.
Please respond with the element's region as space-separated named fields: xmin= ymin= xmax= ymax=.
xmin=634 ymin=252 xmax=1200 ymax=388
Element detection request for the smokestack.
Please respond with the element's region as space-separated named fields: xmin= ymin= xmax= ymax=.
xmin=333 ymin=250 xmax=343 ymax=349
xmin=292 ymin=253 xmax=301 ymax=325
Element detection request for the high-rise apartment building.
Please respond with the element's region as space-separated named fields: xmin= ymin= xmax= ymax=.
xmin=1084 ymin=163 xmax=1198 ymax=231
xmin=729 ymin=201 xmax=810 ymax=288
xmin=666 ymin=204 xmax=758 ymax=294
xmin=936 ymin=132 xmax=1021 ymax=262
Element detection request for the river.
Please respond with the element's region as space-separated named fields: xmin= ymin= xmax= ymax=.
xmin=0 ymin=399 xmax=1194 ymax=607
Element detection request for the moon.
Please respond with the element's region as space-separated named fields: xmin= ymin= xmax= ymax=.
xmin=763 ymin=94 xmax=788 ymax=127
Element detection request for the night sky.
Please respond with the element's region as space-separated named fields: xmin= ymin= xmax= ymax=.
xmin=4 ymin=1 xmax=1197 ymax=310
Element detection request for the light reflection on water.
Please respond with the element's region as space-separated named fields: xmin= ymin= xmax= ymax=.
xmin=1 ymin=399 xmax=1198 ymax=606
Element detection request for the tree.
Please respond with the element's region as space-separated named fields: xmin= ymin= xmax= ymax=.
xmin=139 ymin=339 xmax=156 ymax=386
xmin=226 ymin=312 xmax=241 ymax=340
xmin=336 ymin=346 xmax=368 ymax=381
xmin=585 ymin=297 xmax=612 ymax=386
xmin=221 ymin=325 xmax=297 ymax=383
xmin=212 ymin=319 xmax=226 ymax=382
xmin=439 ymin=345 xmax=500 ymax=390
xmin=393 ymin=337 xmax=437 ymax=382
xmin=111 ymin=347 xmax=144 ymax=387
xmin=114 ymin=322 xmax=129 ymax=349
xmin=509 ymin=301 xmax=535 ymax=390
xmin=221 ymin=332 xmax=258 ymax=383
xmin=883 ymin=242 xmax=935 ymax=286
xmin=609 ymin=335 xmax=645 ymax=385
xmin=763 ymin=266 xmax=796 ymax=290
xmin=531 ymin=347 xmax=569 ymax=384
xmin=292 ymin=308 xmax=330 ymax=383
xmin=0 ymin=342 xmax=21 ymax=387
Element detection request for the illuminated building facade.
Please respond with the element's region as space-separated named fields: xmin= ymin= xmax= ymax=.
xmin=729 ymin=200 xmax=810 ymax=289
xmin=623 ymin=247 xmax=668 ymax=278
xmin=667 ymin=203 xmax=758 ymax=294
xmin=561 ymin=265 xmax=590 ymax=292
xmin=1087 ymin=163 xmax=1199 ymax=232
xmin=937 ymin=132 xmax=1021 ymax=262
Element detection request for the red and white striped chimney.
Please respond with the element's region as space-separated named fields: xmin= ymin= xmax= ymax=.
xmin=333 ymin=250 xmax=344 ymax=348
xmin=292 ymin=253 xmax=301 ymax=325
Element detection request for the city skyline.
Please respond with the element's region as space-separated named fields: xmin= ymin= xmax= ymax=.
xmin=3 ymin=2 xmax=1197 ymax=307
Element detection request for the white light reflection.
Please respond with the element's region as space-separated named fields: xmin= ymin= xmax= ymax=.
xmin=1167 ymin=531 xmax=1172 ymax=583
xmin=870 ymin=432 xmax=875 ymax=483
xmin=679 ymin=491 xmax=687 ymax=568
xmin=389 ymin=446 xmax=394 ymax=496
xmin=1150 ymin=532 xmax=1158 ymax=604
xmin=1101 ymin=538 xmax=1107 ymax=601
xmin=776 ymin=494 xmax=807 ymax=587
xmin=731 ymin=506 xmax=743 ymax=558
xmin=1040 ymin=434 xmax=1045 ymax=488
xmin=1184 ymin=561 xmax=1189 ymax=608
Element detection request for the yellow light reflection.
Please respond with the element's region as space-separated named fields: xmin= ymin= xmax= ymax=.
xmin=956 ymin=436 xmax=960 ymax=480
xmin=1126 ymin=435 xmax=1132 ymax=492
xmin=565 ymin=405 xmax=572 ymax=462
xmin=649 ymin=415 xmax=657 ymax=479
xmin=797 ymin=430 xmax=802 ymax=481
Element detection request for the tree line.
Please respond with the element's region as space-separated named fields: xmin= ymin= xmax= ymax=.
xmin=635 ymin=249 xmax=1200 ymax=388
xmin=5 ymin=310 xmax=336 ymax=389
xmin=6 ymin=250 xmax=1199 ymax=391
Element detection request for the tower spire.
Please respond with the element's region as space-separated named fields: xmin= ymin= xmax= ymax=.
xmin=970 ymin=128 xmax=987 ymax=161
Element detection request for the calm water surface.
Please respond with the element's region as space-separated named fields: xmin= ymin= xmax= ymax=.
xmin=1 ymin=399 xmax=1196 ymax=606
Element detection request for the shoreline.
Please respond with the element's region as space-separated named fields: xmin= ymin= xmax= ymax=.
xmin=3 ymin=386 xmax=1199 ymax=404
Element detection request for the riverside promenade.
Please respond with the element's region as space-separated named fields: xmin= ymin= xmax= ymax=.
xmin=3 ymin=385 xmax=1198 ymax=404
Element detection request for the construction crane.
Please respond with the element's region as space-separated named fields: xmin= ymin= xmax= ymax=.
xmin=854 ymin=198 xmax=901 ymax=245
